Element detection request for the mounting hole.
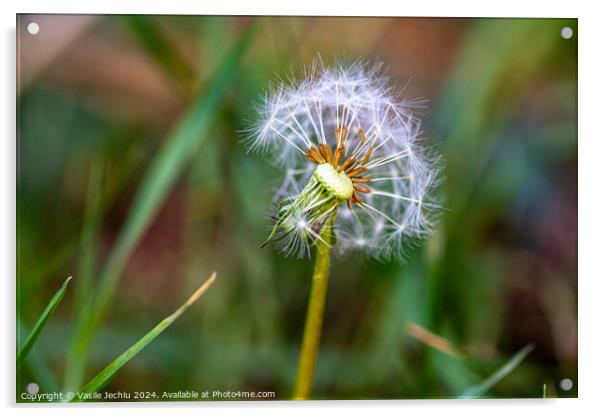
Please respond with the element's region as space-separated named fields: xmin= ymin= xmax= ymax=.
xmin=26 ymin=382 xmax=39 ymax=395
xmin=560 ymin=26 xmax=573 ymax=39
xmin=559 ymin=378 xmax=573 ymax=391
xmin=27 ymin=22 xmax=40 ymax=35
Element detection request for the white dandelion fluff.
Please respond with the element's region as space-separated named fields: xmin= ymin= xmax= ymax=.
xmin=245 ymin=57 xmax=440 ymax=260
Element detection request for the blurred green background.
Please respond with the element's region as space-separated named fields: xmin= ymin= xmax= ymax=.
xmin=16 ymin=15 xmax=577 ymax=400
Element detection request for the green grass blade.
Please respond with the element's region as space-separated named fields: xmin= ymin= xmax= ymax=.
xmin=461 ymin=344 xmax=535 ymax=398
xmin=16 ymin=320 xmax=61 ymax=394
xmin=73 ymin=162 xmax=104 ymax=315
xmin=17 ymin=276 xmax=73 ymax=368
xmin=64 ymin=21 xmax=256 ymax=391
xmin=63 ymin=163 xmax=104 ymax=388
xmin=543 ymin=383 xmax=547 ymax=398
xmin=70 ymin=272 xmax=216 ymax=401
xmin=124 ymin=15 xmax=195 ymax=94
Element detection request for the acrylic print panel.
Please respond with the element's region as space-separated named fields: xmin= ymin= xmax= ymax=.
xmin=16 ymin=14 xmax=577 ymax=402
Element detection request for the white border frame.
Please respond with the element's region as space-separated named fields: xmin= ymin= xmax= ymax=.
xmin=3 ymin=1 xmax=598 ymax=415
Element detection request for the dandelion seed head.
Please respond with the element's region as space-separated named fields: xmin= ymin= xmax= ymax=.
xmin=245 ymin=56 xmax=440 ymax=260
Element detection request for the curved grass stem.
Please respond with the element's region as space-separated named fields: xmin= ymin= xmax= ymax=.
xmin=293 ymin=219 xmax=333 ymax=400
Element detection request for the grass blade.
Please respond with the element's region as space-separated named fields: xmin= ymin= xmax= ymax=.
xmin=70 ymin=272 xmax=216 ymax=401
xmin=64 ymin=21 xmax=256 ymax=391
xmin=461 ymin=344 xmax=535 ymax=398
xmin=124 ymin=15 xmax=195 ymax=94
xmin=73 ymin=162 xmax=104 ymax=315
xmin=17 ymin=276 xmax=73 ymax=368
xmin=63 ymin=163 xmax=104 ymax=388
xmin=16 ymin=320 xmax=61 ymax=393
xmin=405 ymin=322 xmax=465 ymax=359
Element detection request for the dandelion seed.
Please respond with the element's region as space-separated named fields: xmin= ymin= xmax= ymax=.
xmin=245 ymin=57 xmax=440 ymax=259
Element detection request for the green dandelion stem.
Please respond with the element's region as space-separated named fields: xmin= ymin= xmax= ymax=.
xmin=293 ymin=218 xmax=333 ymax=400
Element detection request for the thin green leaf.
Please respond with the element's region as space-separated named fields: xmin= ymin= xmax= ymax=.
xmin=16 ymin=320 xmax=61 ymax=393
xmin=461 ymin=344 xmax=535 ymax=398
xmin=70 ymin=272 xmax=216 ymax=402
xmin=64 ymin=162 xmax=104 ymax=389
xmin=17 ymin=276 xmax=73 ymax=368
xmin=64 ymin=21 xmax=256 ymax=391
xmin=543 ymin=383 xmax=547 ymax=398
xmin=73 ymin=162 xmax=104 ymax=314
xmin=124 ymin=15 xmax=195 ymax=94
